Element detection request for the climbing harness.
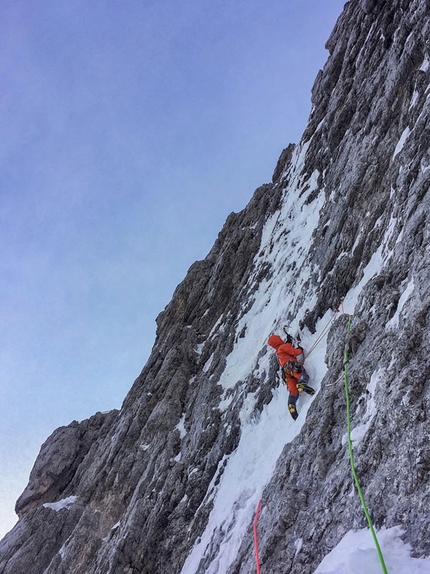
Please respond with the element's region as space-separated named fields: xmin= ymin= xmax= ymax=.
xmin=254 ymin=500 xmax=262 ymax=574
xmin=282 ymin=360 xmax=304 ymax=378
xmin=343 ymin=315 xmax=388 ymax=574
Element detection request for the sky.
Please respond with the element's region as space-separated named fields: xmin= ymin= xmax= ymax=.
xmin=0 ymin=0 xmax=345 ymax=539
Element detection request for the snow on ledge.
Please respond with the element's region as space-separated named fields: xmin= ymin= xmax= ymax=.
xmin=43 ymin=496 xmax=78 ymax=512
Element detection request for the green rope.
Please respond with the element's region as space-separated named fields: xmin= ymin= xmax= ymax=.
xmin=344 ymin=315 xmax=388 ymax=574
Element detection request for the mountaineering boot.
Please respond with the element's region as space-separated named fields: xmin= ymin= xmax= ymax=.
xmin=288 ymin=395 xmax=298 ymax=420
xmin=288 ymin=402 xmax=298 ymax=420
xmin=297 ymin=382 xmax=315 ymax=395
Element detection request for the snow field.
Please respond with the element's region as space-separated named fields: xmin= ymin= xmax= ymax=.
xmin=182 ymin=132 xmax=428 ymax=572
xmin=181 ymin=143 xmax=332 ymax=573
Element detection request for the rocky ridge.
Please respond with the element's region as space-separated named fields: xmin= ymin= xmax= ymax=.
xmin=1 ymin=0 xmax=429 ymax=573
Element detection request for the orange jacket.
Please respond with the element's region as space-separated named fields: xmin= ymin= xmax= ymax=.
xmin=268 ymin=335 xmax=303 ymax=367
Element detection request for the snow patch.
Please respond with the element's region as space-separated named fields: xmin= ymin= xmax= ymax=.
xmin=419 ymin=57 xmax=429 ymax=72
xmin=313 ymin=526 xmax=430 ymax=574
xmin=343 ymin=371 xmax=381 ymax=447
xmin=343 ymin=246 xmax=384 ymax=313
xmin=203 ymin=353 xmax=214 ymax=374
xmin=175 ymin=413 xmax=187 ymax=439
xmin=386 ymin=279 xmax=415 ymax=330
xmin=195 ymin=342 xmax=205 ymax=355
xmin=393 ymin=127 xmax=411 ymax=158
xmin=409 ymin=90 xmax=419 ymax=108
xmin=294 ymin=537 xmax=303 ymax=556
xmin=43 ymin=496 xmax=78 ymax=512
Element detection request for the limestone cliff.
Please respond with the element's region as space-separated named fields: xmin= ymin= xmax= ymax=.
xmin=1 ymin=0 xmax=429 ymax=573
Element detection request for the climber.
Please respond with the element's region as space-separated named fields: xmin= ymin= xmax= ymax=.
xmin=268 ymin=334 xmax=315 ymax=420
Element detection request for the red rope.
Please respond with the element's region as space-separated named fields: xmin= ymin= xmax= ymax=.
xmin=325 ymin=374 xmax=343 ymax=387
xmin=253 ymin=500 xmax=262 ymax=574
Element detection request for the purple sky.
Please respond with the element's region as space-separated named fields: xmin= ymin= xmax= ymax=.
xmin=0 ymin=0 xmax=345 ymax=537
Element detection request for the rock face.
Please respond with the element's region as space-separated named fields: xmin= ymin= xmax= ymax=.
xmin=1 ymin=1 xmax=430 ymax=573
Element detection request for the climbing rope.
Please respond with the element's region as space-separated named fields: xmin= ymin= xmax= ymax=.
xmin=253 ymin=500 xmax=262 ymax=574
xmin=343 ymin=315 xmax=388 ymax=574
xmin=325 ymin=374 xmax=343 ymax=387
xmin=305 ymin=304 xmax=342 ymax=359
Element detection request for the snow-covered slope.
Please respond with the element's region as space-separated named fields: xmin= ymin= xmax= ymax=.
xmin=1 ymin=1 xmax=429 ymax=573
